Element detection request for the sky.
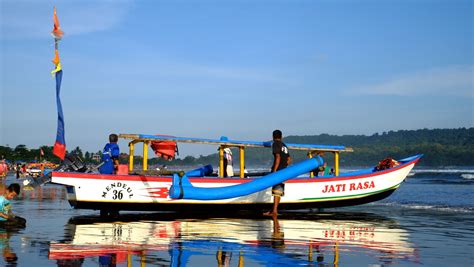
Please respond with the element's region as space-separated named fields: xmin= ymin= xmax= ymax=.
xmin=1 ymin=0 xmax=473 ymax=157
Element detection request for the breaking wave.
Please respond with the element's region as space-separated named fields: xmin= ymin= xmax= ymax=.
xmin=461 ymin=174 xmax=474 ymax=180
xmin=373 ymin=202 xmax=474 ymax=214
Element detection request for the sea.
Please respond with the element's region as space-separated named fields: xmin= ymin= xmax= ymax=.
xmin=1 ymin=167 xmax=473 ymax=267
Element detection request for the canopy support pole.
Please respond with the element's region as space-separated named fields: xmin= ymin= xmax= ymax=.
xmin=219 ymin=146 xmax=224 ymax=177
xmin=239 ymin=146 xmax=245 ymax=178
xmin=143 ymin=141 xmax=149 ymax=171
xmin=128 ymin=142 xmax=135 ymax=172
xmin=308 ymin=152 xmax=314 ymax=178
xmin=334 ymin=152 xmax=339 ymax=176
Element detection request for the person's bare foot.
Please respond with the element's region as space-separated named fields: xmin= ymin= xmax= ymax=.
xmin=263 ymin=211 xmax=278 ymax=216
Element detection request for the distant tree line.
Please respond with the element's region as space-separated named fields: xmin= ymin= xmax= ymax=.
xmin=150 ymin=128 xmax=474 ymax=167
xmin=1 ymin=128 xmax=473 ymax=167
xmin=0 ymin=145 xmax=101 ymax=164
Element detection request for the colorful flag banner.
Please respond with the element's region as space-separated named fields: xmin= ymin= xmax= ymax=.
xmin=53 ymin=70 xmax=66 ymax=159
xmin=51 ymin=7 xmax=66 ymax=160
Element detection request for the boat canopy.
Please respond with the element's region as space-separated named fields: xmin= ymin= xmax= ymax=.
xmin=119 ymin=133 xmax=353 ymax=177
xmin=120 ymin=134 xmax=353 ymax=152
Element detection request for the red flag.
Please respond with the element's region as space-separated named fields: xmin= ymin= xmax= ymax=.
xmin=52 ymin=7 xmax=64 ymax=39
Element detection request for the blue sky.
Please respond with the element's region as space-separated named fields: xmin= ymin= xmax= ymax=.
xmin=1 ymin=0 xmax=473 ymax=156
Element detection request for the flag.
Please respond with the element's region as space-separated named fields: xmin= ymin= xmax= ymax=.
xmin=51 ymin=7 xmax=64 ymax=39
xmin=51 ymin=49 xmax=61 ymax=74
xmin=53 ymin=70 xmax=66 ymax=160
xmin=51 ymin=7 xmax=66 ymax=160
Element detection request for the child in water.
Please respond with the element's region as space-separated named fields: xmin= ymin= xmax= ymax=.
xmin=0 ymin=184 xmax=20 ymax=222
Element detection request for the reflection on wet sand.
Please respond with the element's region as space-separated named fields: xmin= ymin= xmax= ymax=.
xmin=1 ymin=228 xmax=18 ymax=265
xmin=48 ymin=212 xmax=415 ymax=266
xmin=0 ymin=217 xmax=25 ymax=266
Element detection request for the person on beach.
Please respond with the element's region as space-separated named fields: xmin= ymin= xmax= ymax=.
xmin=264 ymin=130 xmax=291 ymax=217
xmin=0 ymin=159 xmax=7 ymax=177
xmin=0 ymin=184 xmax=20 ymax=222
xmin=99 ymin=134 xmax=120 ymax=175
xmin=316 ymin=162 xmax=328 ymax=177
xmin=311 ymin=152 xmax=325 ymax=177
xmin=15 ymin=164 xmax=20 ymax=179
xmin=223 ymin=148 xmax=234 ymax=177
xmin=20 ymin=164 xmax=26 ymax=178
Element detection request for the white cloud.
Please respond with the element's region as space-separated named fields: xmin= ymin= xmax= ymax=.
xmin=351 ymin=65 xmax=474 ymax=98
xmin=0 ymin=0 xmax=133 ymax=40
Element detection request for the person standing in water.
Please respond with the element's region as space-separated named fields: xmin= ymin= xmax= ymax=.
xmin=99 ymin=134 xmax=120 ymax=174
xmin=264 ymin=130 xmax=291 ymax=217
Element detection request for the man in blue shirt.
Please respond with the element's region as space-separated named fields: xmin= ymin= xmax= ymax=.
xmin=99 ymin=134 xmax=120 ymax=174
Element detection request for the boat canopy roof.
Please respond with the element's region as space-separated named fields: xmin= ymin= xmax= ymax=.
xmin=119 ymin=134 xmax=353 ymax=153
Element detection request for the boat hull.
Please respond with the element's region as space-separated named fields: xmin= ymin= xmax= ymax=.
xmin=69 ymin=187 xmax=396 ymax=211
xmin=51 ymin=156 xmax=420 ymax=212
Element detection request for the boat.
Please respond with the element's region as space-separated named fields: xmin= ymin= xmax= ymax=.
xmin=49 ymin=134 xmax=422 ymax=215
xmin=45 ymin=9 xmax=421 ymax=216
xmin=48 ymin=212 xmax=416 ymax=265
xmin=27 ymin=162 xmax=58 ymax=176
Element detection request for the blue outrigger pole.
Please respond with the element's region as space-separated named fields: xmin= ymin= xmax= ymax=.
xmin=169 ymin=156 xmax=324 ymax=200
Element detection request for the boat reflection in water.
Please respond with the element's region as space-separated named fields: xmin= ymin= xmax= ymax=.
xmin=49 ymin=212 xmax=415 ymax=266
xmin=0 ymin=223 xmax=24 ymax=266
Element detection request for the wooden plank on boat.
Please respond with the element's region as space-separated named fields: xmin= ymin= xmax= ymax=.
xmin=119 ymin=134 xmax=353 ymax=152
xmin=130 ymin=169 xmax=178 ymax=176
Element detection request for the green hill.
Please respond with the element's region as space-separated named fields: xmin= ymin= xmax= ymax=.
xmin=283 ymin=128 xmax=474 ymax=167
xmin=150 ymin=128 xmax=474 ymax=167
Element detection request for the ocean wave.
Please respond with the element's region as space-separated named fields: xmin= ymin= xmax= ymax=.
xmin=410 ymin=179 xmax=474 ymax=185
xmin=374 ymin=202 xmax=474 ymax=214
xmin=410 ymin=169 xmax=474 ymax=174
xmin=461 ymin=174 xmax=474 ymax=180
xmin=400 ymin=205 xmax=474 ymax=213
xmin=406 ymin=171 xmax=474 ymax=182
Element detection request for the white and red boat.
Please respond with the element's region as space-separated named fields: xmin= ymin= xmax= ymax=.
xmin=49 ymin=134 xmax=422 ymax=215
